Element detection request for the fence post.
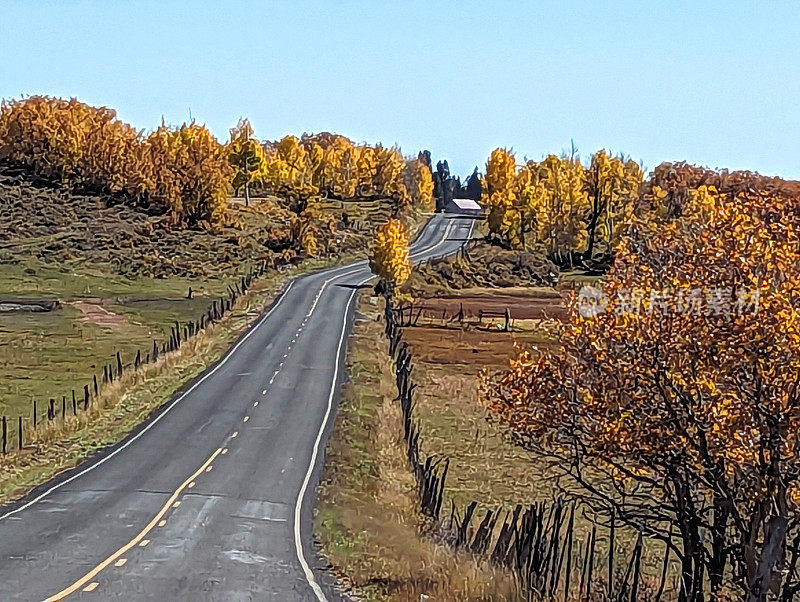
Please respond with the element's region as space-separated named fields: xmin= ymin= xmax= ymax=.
xmin=62 ymin=395 xmax=66 ymax=420
xmin=84 ymin=385 xmax=90 ymax=410
xmin=2 ymin=416 xmax=6 ymax=454
xmin=33 ymin=400 xmax=37 ymax=427
xmin=609 ymin=510 xmax=616 ymax=599
xmin=72 ymin=390 xmax=77 ymax=416
xmin=18 ymin=416 xmax=22 ymax=450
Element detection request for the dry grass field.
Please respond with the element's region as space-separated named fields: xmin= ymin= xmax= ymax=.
xmin=319 ymin=285 xmax=681 ymax=600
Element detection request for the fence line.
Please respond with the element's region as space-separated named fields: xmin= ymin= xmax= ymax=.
xmin=1 ymin=260 xmax=277 ymax=456
xmin=381 ymin=298 xmax=668 ymax=600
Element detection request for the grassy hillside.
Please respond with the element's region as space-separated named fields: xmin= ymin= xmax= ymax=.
xmin=0 ymin=162 xmax=402 ymax=418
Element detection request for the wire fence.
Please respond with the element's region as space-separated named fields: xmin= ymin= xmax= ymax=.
xmin=0 ymin=260 xmax=279 ymax=456
xmin=382 ymin=299 xmax=675 ymax=601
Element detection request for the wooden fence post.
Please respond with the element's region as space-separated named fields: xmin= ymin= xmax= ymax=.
xmin=72 ymin=390 xmax=77 ymax=415
xmin=33 ymin=400 xmax=37 ymax=427
xmin=2 ymin=416 xmax=6 ymax=454
xmin=18 ymin=416 xmax=22 ymax=450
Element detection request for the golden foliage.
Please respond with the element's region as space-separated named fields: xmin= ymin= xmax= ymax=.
xmin=481 ymin=172 xmax=800 ymax=597
xmin=482 ymin=148 xmax=522 ymax=246
xmin=0 ymin=96 xmax=232 ymax=225
xmin=480 ymin=147 xmax=642 ymax=260
xmin=146 ymin=122 xmax=232 ymax=225
xmin=257 ymin=133 xmax=429 ymax=210
xmin=583 ymin=150 xmax=642 ymax=257
xmin=402 ymin=159 xmax=434 ymax=210
xmin=228 ymin=118 xmax=265 ymax=196
xmin=369 ymin=219 xmax=412 ymax=286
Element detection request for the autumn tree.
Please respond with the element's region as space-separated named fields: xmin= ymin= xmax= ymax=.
xmin=401 ymin=158 xmax=435 ymax=211
xmin=533 ymin=152 xmax=590 ymax=265
xmin=482 ymin=147 xmax=520 ymax=247
xmin=369 ymin=219 xmax=412 ymax=298
xmin=481 ymin=181 xmax=800 ymax=601
xmin=228 ymin=118 xmax=264 ymax=206
xmin=145 ymin=122 xmax=232 ymax=225
xmin=583 ymin=150 xmax=642 ymax=262
xmin=0 ymin=96 xmax=232 ymax=225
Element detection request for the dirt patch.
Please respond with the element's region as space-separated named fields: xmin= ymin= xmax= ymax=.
xmin=395 ymin=288 xmax=565 ymax=367
xmin=71 ymin=300 xmax=128 ymax=327
xmin=401 ymin=326 xmax=549 ymax=368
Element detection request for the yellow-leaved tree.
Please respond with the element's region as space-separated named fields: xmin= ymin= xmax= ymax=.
xmin=0 ymin=96 xmax=233 ymax=226
xmin=228 ymin=118 xmax=265 ymax=206
xmin=369 ymin=219 xmax=412 ymax=298
xmin=145 ymin=122 xmax=232 ymax=225
xmin=583 ymin=150 xmax=642 ymax=260
xmin=402 ymin=159 xmax=435 ymax=211
xmin=533 ymin=153 xmax=590 ymax=264
xmin=481 ymin=176 xmax=800 ymax=600
xmin=482 ymin=147 xmax=521 ymax=247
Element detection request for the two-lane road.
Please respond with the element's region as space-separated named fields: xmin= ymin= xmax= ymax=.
xmin=0 ymin=214 xmax=474 ymax=601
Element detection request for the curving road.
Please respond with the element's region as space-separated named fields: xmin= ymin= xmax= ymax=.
xmin=0 ymin=214 xmax=475 ymax=601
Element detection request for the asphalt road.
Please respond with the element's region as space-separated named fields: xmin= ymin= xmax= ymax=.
xmin=0 ymin=214 xmax=475 ymax=601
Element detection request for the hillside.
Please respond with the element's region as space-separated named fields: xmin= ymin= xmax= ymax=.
xmin=0 ymin=161 xmax=403 ymax=417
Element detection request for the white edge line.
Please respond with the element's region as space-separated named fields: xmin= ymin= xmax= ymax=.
xmin=2 ymin=215 xmax=463 ymax=599
xmin=293 ymin=215 xmax=463 ymax=600
xmin=0 ymin=280 xmax=296 ymax=522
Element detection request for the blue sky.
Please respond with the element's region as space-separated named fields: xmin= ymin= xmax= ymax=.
xmin=1 ymin=1 xmax=798 ymax=179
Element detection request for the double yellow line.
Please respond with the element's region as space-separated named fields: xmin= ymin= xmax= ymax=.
xmin=46 ymin=447 xmax=222 ymax=601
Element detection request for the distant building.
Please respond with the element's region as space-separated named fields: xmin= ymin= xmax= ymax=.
xmin=444 ymin=198 xmax=483 ymax=216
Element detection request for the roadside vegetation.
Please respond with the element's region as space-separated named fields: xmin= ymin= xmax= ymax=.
xmin=323 ymin=150 xmax=800 ymax=600
xmin=0 ymin=94 xmax=435 ymax=502
xmin=482 ymin=164 xmax=800 ymax=600
xmin=316 ymin=294 xmax=522 ymax=601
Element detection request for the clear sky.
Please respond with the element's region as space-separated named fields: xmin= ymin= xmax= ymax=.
xmin=1 ymin=1 xmax=798 ymax=179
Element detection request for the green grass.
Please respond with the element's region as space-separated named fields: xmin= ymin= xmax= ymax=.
xmin=0 ymin=256 xmax=244 ymax=418
xmin=0 ymin=254 xmax=346 ymax=506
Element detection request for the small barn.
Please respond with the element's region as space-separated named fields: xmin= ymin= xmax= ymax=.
xmin=444 ymin=198 xmax=483 ymax=216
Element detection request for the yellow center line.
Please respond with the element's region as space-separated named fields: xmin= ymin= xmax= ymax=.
xmin=45 ymin=447 xmax=222 ymax=601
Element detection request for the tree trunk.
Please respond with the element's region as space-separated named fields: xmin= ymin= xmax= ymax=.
xmin=244 ymin=180 xmax=250 ymax=207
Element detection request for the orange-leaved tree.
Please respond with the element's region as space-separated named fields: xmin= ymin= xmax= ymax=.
xmin=481 ymin=179 xmax=800 ymax=601
xmin=369 ymin=218 xmax=412 ymax=298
